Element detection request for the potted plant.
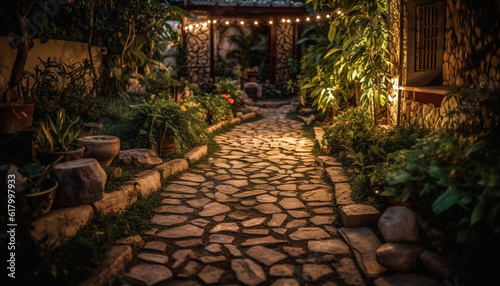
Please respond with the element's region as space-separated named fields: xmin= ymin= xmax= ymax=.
xmin=78 ymin=135 xmax=121 ymax=167
xmin=17 ymin=158 xmax=61 ymax=221
xmin=35 ymin=108 xmax=84 ymax=166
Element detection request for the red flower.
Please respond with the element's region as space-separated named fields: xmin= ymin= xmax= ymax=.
xmin=228 ymin=99 xmax=234 ymax=104
xmin=178 ymin=98 xmax=184 ymax=103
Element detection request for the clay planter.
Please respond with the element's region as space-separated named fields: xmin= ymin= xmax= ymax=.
xmin=0 ymin=102 xmax=34 ymax=134
xmin=22 ymin=179 xmax=58 ymax=221
xmin=36 ymin=144 xmax=85 ymax=166
xmin=158 ymin=135 xmax=176 ymax=156
xmin=78 ymin=135 xmax=120 ymax=167
xmin=247 ymin=73 xmax=258 ymax=82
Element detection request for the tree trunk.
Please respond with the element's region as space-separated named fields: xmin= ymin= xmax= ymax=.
xmin=4 ymin=6 xmax=33 ymax=102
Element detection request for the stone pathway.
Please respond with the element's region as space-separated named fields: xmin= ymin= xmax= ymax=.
xmin=119 ymin=105 xmax=369 ymax=286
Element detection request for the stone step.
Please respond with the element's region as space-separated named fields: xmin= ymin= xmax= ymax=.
xmin=339 ymin=227 xmax=387 ymax=278
xmin=339 ymin=204 xmax=381 ymax=227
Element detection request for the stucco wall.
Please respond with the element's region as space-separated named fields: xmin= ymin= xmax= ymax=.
xmin=0 ymin=36 xmax=102 ymax=94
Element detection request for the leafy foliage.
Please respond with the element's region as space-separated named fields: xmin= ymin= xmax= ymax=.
xmin=128 ymin=98 xmax=207 ymax=154
xmin=35 ymin=108 xmax=82 ymax=152
xmin=300 ymin=0 xmax=392 ymax=120
xmin=215 ymin=79 xmax=242 ymax=110
xmin=192 ymin=94 xmax=234 ymax=125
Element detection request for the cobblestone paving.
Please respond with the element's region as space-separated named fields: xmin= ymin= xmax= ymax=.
xmin=122 ymin=105 xmax=368 ymax=286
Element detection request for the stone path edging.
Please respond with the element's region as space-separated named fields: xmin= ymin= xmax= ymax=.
xmin=79 ymin=112 xmax=263 ymax=286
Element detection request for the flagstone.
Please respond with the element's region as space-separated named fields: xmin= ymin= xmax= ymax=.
xmin=246 ymin=245 xmax=287 ymax=266
xmin=301 ymin=189 xmax=333 ymax=202
xmin=137 ymin=253 xmax=169 ymax=264
xmin=224 ymin=244 xmax=242 ymax=257
xmin=156 ymin=205 xmax=194 ymax=214
xmin=255 ymin=203 xmax=282 ymax=214
xmin=289 ymin=227 xmax=331 ymax=241
xmin=198 ymin=265 xmax=224 ymax=284
xmin=271 ymin=279 xmax=300 ymax=286
xmin=190 ymin=218 xmax=210 ymax=227
xmin=283 ymin=246 xmax=305 ymax=257
xmin=228 ymin=211 xmax=252 ymax=220
xmin=232 ymin=259 xmax=267 ymax=286
xmin=151 ymin=215 xmax=187 ymax=226
xmin=212 ymin=215 xmax=226 ymax=222
xmin=256 ymin=194 xmax=278 ymax=203
xmin=270 ymin=264 xmax=295 ymax=277
xmin=161 ymin=198 xmax=181 ymax=204
xmin=222 ymin=179 xmax=248 ymax=187
xmin=209 ymin=234 xmax=235 ymax=243
xmin=186 ymin=198 xmax=212 ymax=208
xmin=157 ymin=225 xmax=204 ymax=239
xmin=301 ymin=264 xmax=333 ymax=281
xmin=178 ymin=261 xmax=203 ymax=278
xmin=213 ymin=175 xmax=232 ymax=181
xmin=243 ymin=228 xmax=270 ymax=235
xmin=179 ymin=173 xmax=206 ymax=182
xmin=314 ymin=207 xmax=334 ymax=214
xmin=199 ymin=202 xmax=231 ymax=217
xmin=164 ymin=184 xmax=198 ymax=194
xmin=210 ymin=222 xmax=239 ymax=233
xmin=250 ymin=179 xmax=268 ymax=184
xmin=233 ymin=190 xmax=267 ymax=198
xmin=242 ymin=217 xmax=267 ymax=227
xmin=310 ymin=216 xmax=335 ymax=225
xmin=267 ymin=213 xmax=287 ymax=227
xmin=241 ymin=236 xmax=288 ymax=246
xmin=198 ymin=255 xmax=226 ymax=263
xmin=287 ymin=210 xmax=311 ymax=218
xmin=285 ymin=219 xmax=307 ymax=228
xmin=308 ymin=239 xmax=351 ymax=255
xmin=143 ymin=241 xmax=167 ymax=252
xmin=279 ymin=198 xmax=305 ymax=209
xmin=172 ymin=249 xmax=199 ymax=268
xmin=241 ymin=199 xmax=258 ymax=206
xmin=126 ymin=263 xmax=172 ymax=286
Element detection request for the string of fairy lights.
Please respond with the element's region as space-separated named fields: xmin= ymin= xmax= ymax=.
xmin=183 ymin=10 xmax=342 ymax=31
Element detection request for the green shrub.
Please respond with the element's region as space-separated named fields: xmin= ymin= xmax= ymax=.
xmin=192 ymin=95 xmax=233 ymax=125
xmin=215 ymin=78 xmax=242 ymax=109
xmin=129 ymin=98 xmax=207 ymax=154
xmin=262 ymin=84 xmax=289 ymax=99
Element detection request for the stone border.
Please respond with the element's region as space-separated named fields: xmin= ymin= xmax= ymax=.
xmin=78 ymin=112 xmax=264 ymax=286
xmin=205 ymin=111 xmax=260 ymax=134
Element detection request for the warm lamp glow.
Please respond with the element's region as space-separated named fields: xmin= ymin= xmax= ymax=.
xmin=326 ymin=14 xmax=330 ymax=18
xmin=203 ymin=22 xmax=207 ymax=27
xmin=269 ymin=20 xmax=273 ymax=24
xmin=296 ymin=18 xmax=300 ymax=22
xmin=254 ymin=21 xmax=259 ymax=25
xmin=188 ymin=24 xmax=193 ymax=29
xmin=306 ymin=17 xmax=310 ymax=21
xmin=286 ymin=19 xmax=291 ymax=23
xmin=316 ymin=15 xmax=321 ymax=19
xmin=213 ymin=20 xmax=217 ymax=24
xmin=225 ymin=20 xmax=230 ymax=25
xmin=282 ymin=18 xmax=286 ymax=23
xmin=195 ymin=23 xmax=199 ymax=28
xmin=240 ymin=21 xmax=245 ymax=25
xmin=208 ymin=20 xmax=211 ymax=24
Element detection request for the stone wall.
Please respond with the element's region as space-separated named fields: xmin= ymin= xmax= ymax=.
xmin=387 ymin=0 xmax=500 ymax=126
xmin=443 ymin=0 xmax=500 ymax=87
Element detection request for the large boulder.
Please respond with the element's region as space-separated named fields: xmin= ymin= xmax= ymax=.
xmin=378 ymin=206 xmax=420 ymax=243
xmin=117 ymin=149 xmax=163 ymax=166
xmin=376 ymin=243 xmax=423 ymax=272
xmin=54 ymin=158 xmax=106 ymax=207
xmin=420 ymin=250 xmax=457 ymax=279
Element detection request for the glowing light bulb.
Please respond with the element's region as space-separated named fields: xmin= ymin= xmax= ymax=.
xmin=213 ymin=20 xmax=217 ymax=24
xmin=316 ymin=15 xmax=321 ymax=20
xmin=326 ymin=14 xmax=330 ymax=18
xmin=203 ymin=22 xmax=207 ymax=27
xmin=296 ymin=18 xmax=300 ymax=22
xmin=282 ymin=18 xmax=286 ymax=23
xmin=225 ymin=20 xmax=230 ymax=25
xmin=254 ymin=21 xmax=259 ymax=25
xmin=337 ymin=10 xmax=342 ymax=14
xmin=286 ymin=19 xmax=291 ymax=23
xmin=208 ymin=20 xmax=211 ymax=24
xmin=269 ymin=20 xmax=273 ymax=24
xmin=195 ymin=23 xmax=199 ymax=28
xmin=188 ymin=25 xmax=193 ymax=29
xmin=306 ymin=17 xmax=310 ymax=21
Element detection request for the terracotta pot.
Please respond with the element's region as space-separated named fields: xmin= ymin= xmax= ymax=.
xmin=158 ymin=135 xmax=176 ymax=156
xmin=36 ymin=144 xmax=85 ymax=166
xmin=0 ymin=102 xmax=34 ymax=134
xmin=247 ymin=75 xmax=257 ymax=82
xmin=78 ymin=135 xmax=120 ymax=166
xmin=23 ymin=179 xmax=58 ymax=221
